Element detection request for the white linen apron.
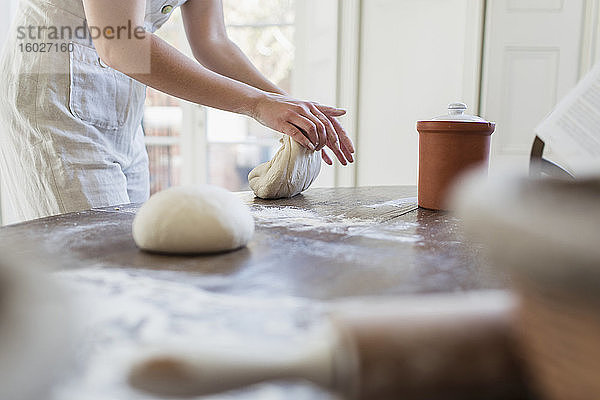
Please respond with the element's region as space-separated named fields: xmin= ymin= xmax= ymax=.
xmin=0 ymin=0 xmax=188 ymax=224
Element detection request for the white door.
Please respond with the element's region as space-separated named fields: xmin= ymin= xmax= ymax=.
xmin=480 ymin=0 xmax=586 ymax=168
xmin=356 ymin=0 xmax=485 ymax=186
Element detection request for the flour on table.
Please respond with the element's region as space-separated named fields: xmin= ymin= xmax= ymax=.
xmin=252 ymin=205 xmax=423 ymax=243
xmin=132 ymin=186 xmax=255 ymax=254
xmin=52 ymin=267 xmax=327 ymax=400
xmin=365 ymin=197 xmax=419 ymax=209
xmin=248 ymin=136 xmax=321 ymax=199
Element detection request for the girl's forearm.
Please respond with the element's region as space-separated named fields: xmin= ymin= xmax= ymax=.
xmin=107 ymin=34 xmax=266 ymax=117
xmin=191 ymin=38 xmax=286 ymax=95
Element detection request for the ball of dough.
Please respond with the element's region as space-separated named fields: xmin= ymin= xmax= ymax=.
xmin=248 ymin=135 xmax=321 ymax=199
xmin=132 ymin=186 xmax=255 ymax=254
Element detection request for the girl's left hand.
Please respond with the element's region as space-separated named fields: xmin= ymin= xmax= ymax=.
xmin=251 ymin=93 xmax=355 ymax=165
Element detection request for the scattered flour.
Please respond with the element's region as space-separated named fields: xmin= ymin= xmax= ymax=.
xmin=364 ymin=197 xmax=418 ymax=209
xmin=51 ymin=268 xmax=329 ymax=400
xmin=252 ymin=206 xmax=365 ymax=233
xmin=252 ymin=204 xmax=422 ymax=243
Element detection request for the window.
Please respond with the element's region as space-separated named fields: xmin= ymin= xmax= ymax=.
xmin=143 ymin=6 xmax=191 ymax=195
xmin=143 ymin=0 xmax=340 ymax=194
xmin=206 ymin=0 xmax=296 ymax=191
xmin=144 ymin=0 xmax=297 ymax=194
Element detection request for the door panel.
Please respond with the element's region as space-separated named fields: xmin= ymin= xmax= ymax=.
xmin=480 ymin=0 xmax=585 ymax=164
xmin=507 ymin=0 xmax=564 ymax=12
xmin=499 ymin=47 xmax=560 ymax=153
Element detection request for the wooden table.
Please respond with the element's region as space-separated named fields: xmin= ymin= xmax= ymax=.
xmin=0 ymin=186 xmax=504 ymax=298
xmin=0 ymin=187 xmax=507 ymax=399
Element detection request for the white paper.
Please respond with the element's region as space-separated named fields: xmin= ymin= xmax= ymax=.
xmin=536 ymin=63 xmax=600 ymax=176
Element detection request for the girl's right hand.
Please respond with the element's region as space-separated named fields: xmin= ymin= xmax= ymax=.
xmin=250 ymin=93 xmax=355 ymax=166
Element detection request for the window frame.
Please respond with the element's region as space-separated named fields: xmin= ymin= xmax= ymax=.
xmin=0 ymin=0 xmax=20 ymax=226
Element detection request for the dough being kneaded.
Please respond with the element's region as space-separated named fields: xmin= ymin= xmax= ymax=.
xmin=248 ymin=135 xmax=321 ymax=199
xmin=132 ymin=185 xmax=255 ymax=254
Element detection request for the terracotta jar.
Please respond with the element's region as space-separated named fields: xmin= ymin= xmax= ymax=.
xmin=416 ymin=103 xmax=495 ymax=210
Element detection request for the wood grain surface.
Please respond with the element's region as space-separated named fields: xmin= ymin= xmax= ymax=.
xmin=0 ymin=186 xmax=505 ymax=299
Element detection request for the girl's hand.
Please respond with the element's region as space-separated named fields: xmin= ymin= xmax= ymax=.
xmin=251 ymin=93 xmax=355 ymax=165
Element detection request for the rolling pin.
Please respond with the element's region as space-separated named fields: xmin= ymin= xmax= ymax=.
xmin=129 ymin=291 xmax=529 ymax=399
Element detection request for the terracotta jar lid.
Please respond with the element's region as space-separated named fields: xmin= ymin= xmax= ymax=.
xmin=417 ymin=103 xmax=495 ymax=135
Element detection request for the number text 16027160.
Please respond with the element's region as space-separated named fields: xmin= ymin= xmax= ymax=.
xmin=19 ymin=42 xmax=74 ymax=53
